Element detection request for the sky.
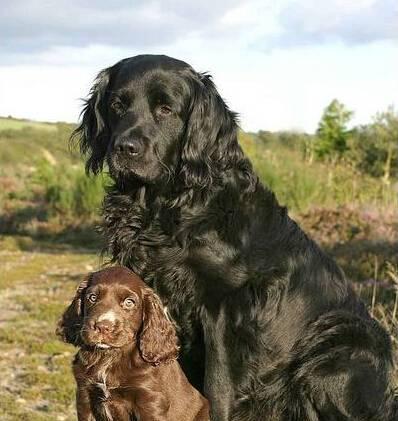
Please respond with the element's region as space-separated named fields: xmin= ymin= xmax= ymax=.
xmin=0 ymin=0 xmax=397 ymax=133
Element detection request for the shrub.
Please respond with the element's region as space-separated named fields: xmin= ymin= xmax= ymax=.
xmin=32 ymin=160 xmax=107 ymax=220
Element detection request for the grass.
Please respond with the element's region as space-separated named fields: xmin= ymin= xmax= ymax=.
xmin=0 ymin=236 xmax=396 ymax=421
xmin=240 ymin=132 xmax=398 ymax=212
xmin=0 ymin=119 xmax=78 ymax=173
xmin=0 ymin=240 xmax=100 ymax=420
xmin=0 ymin=117 xmax=58 ymax=132
xmin=1 ymin=118 xmax=396 ymax=218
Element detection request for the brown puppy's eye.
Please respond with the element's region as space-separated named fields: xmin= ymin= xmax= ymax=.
xmin=157 ymin=105 xmax=172 ymax=116
xmin=87 ymin=293 xmax=97 ymax=303
xmin=123 ymin=297 xmax=136 ymax=309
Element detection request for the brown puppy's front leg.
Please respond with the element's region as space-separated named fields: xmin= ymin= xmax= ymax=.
xmin=194 ymin=398 xmax=211 ymax=421
xmin=76 ymin=387 xmax=95 ymax=421
xmin=135 ymin=390 xmax=169 ymax=421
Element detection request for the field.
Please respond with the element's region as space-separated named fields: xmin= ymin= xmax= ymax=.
xmin=0 ymin=117 xmax=57 ymax=132
xmin=0 ymin=117 xmax=397 ymax=419
xmin=0 ymin=237 xmax=99 ymax=420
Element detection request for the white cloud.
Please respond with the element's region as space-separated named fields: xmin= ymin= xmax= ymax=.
xmin=0 ymin=0 xmax=397 ymax=132
xmin=271 ymin=0 xmax=398 ymax=48
xmin=1 ymin=0 xmax=243 ymax=57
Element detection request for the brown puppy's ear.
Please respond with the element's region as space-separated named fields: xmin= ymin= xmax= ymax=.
xmin=56 ymin=275 xmax=90 ymax=346
xmin=139 ymin=289 xmax=179 ymax=366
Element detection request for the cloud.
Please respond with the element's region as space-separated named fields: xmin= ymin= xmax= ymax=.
xmin=269 ymin=0 xmax=398 ymax=48
xmin=1 ymin=0 xmax=397 ymax=131
xmin=3 ymin=0 xmax=396 ymax=65
xmin=1 ymin=0 xmax=242 ymax=55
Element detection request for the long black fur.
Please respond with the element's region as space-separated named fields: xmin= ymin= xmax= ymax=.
xmin=73 ymin=55 xmax=397 ymax=421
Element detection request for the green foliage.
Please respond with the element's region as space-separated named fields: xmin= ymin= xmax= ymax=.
xmin=0 ymin=116 xmax=397 ymax=229
xmin=0 ymin=118 xmax=105 ymax=223
xmin=74 ymin=171 xmax=106 ymax=218
xmin=257 ymin=130 xmax=310 ymax=152
xmin=348 ymin=106 xmax=398 ymax=181
xmin=33 ymin=160 xmax=107 ymax=220
xmin=372 ymin=106 xmax=398 ymax=183
xmin=240 ymin=132 xmax=397 ymax=212
xmin=315 ymin=99 xmax=353 ymax=161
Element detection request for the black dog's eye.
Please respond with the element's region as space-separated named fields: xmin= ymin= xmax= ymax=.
xmin=110 ymin=100 xmax=126 ymax=116
xmin=87 ymin=293 xmax=97 ymax=303
xmin=156 ymin=104 xmax=172 ymax=116
xmin=123 ymin=297 xmax=136 ymax=309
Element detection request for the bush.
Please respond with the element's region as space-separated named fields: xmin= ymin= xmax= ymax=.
xmin=33 ymin=160 xmax=107 ymax=220
xmin=74 ymin=171 xmax=106 ymax=218
xmin=240 ymin=133 xmax=397 ymax=212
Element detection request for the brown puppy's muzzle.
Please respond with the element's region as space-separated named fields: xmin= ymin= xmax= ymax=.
xmin=81 ymin=311 xmax=131 ymax=349
xmin=89 ymin=319 xmax=115 ymax=335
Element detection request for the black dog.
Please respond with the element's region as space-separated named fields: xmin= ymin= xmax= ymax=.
xmin=73 ymin=54 xmax=397 ymax=420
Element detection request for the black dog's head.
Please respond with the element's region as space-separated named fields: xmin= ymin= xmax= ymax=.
xmin=73 ymin=54 xmax=249 ymax=190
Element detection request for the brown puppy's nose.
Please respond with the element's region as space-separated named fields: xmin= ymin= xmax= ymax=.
xmin=93 ymin=320 xmax=114 ymax=334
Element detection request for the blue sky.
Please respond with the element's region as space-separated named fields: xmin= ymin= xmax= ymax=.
xmin=0 ymin=0 xmax=397 ymax=132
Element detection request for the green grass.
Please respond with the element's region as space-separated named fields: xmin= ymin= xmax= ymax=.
xmin=0 ymin=118 xmax=78 ymax=172
xmin=0 ymin=242 xmax=100 ymax=420
xmin=0 ymin=117 xmax=396 ymax=215
xmin=0 ymin=236 xmax=396 ymax=421
xmin=0 ymin=117 xmax=58 ymax=132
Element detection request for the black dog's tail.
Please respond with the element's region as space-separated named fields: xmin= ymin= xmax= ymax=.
xmin=234 ymin=311 xmax=396 ymax=421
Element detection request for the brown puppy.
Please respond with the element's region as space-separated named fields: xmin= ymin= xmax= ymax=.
xmin=57 ymin=266 xmax=209 ymax=421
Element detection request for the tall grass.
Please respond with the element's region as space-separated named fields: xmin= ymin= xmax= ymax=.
xmin=367 ymin=262 xmax=398 ymax=387
xmin=239 ymin=132 xmax=398 ymax=212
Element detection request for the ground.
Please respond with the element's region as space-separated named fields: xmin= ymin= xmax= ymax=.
xmin=0 ymin=217 xmax=397 ymax=419
xmin=0 ymin=237 xmax=99 ymax=421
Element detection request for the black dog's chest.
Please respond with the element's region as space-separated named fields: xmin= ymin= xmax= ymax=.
xmin=135 ymin=228 xmax=248 ymax=301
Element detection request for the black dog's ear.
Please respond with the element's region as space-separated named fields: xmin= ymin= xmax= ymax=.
xmin=71 ymin=67 xmax=111 ymax=174
xmin=180 ymin=73 xmax=243 ymax=189
xmin=56 ymin=275 xmax=90 ymax=346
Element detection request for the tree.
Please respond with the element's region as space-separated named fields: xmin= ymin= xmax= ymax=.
xmin=347 ymin=125 xmax=383 ymax=177
xmin=372 ymin=106 xmax=398 ymax=184
xmin=315 ymin=99 xmax=353 ymax=162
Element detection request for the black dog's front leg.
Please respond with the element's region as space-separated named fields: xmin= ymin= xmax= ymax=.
xmin=202 ymin=304 xmax=234 ymax=421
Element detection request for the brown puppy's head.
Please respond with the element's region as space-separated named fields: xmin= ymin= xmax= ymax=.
xmin=56 ymin=266 xmax=179 ymax=365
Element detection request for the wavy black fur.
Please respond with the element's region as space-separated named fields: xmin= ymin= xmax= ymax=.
xmin=73 ymin=55 xmax=397 ymax=421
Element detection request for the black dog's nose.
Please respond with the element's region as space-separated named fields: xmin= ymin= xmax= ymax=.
xmin=114 ymin=137 xmax=142 ymax=156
